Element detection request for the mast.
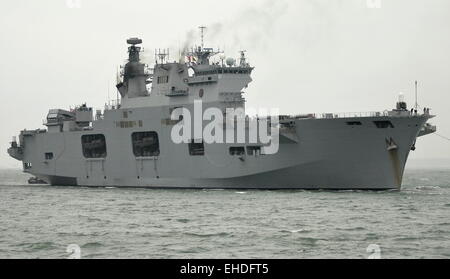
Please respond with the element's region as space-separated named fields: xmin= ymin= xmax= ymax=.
xmin=199 ymin=26 xmax=206 ymax=49
xmin=185 ymin=26 xmax=221 ymax=65
xmin=415 ymin=80 xmax=418 ymax=111
xmin=116 ymin=38 xmax=149 ymax=98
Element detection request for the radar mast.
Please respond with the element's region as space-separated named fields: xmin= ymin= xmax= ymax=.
xmin=186 ymin=26 xmax=222 ymax=65
xmin=199 ymin=26 xmax=206 ymax=49
xmin=116 ymin=37 xmax=149 ymax=98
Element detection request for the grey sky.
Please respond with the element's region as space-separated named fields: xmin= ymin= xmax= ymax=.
xmin=1 ymin=0 xmax=449 ymax=168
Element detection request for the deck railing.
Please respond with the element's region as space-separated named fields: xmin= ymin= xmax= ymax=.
xmin=311 ymin=111 xmax=389 ymax=119
xmin=290 ymin=110 xmax=430 ymax=120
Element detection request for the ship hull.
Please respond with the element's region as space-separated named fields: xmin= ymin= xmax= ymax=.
xmin=16 ymin=110 xmax=430 ymax=190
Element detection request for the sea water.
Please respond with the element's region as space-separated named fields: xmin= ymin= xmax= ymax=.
xmin=0 ymin=168 xmax=449 ymax=259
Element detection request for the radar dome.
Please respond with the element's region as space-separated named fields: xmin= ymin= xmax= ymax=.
xmin=226 ymin=57 xmax=236 ymax=66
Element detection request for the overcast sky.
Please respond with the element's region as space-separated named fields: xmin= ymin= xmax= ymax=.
xmin=0 ymin=0 xmax=449 ymax=168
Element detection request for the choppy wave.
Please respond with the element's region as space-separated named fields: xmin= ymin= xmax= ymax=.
xmin=0 ymin=168 xmax=449 ymax=258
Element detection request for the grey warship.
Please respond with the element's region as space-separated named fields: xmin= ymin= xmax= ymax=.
xmin=7 ymin=34 xmax=437 ymax=190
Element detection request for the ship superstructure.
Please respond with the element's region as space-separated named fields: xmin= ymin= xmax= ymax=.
xmin=7 ymin=30 xmax=437 ymax=189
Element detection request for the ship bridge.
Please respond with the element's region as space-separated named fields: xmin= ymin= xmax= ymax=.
xmin=118 ymin=27 xmax=254 ymax=110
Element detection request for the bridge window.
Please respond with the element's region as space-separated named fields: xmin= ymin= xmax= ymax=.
xmin=230 ymin=147 xmax=245 ymax=156
xmin=45 ymin=152 xmax=54 ymax=160
xmin=374 ymin=121 xmax=394 ymax=128
xmin=188 ymin=140 xmax=204 ymax=156
xmin=81 ymin=134 xmax=107 ymax=158
xmin=132 ymin=132 xmax=160 ymax=157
